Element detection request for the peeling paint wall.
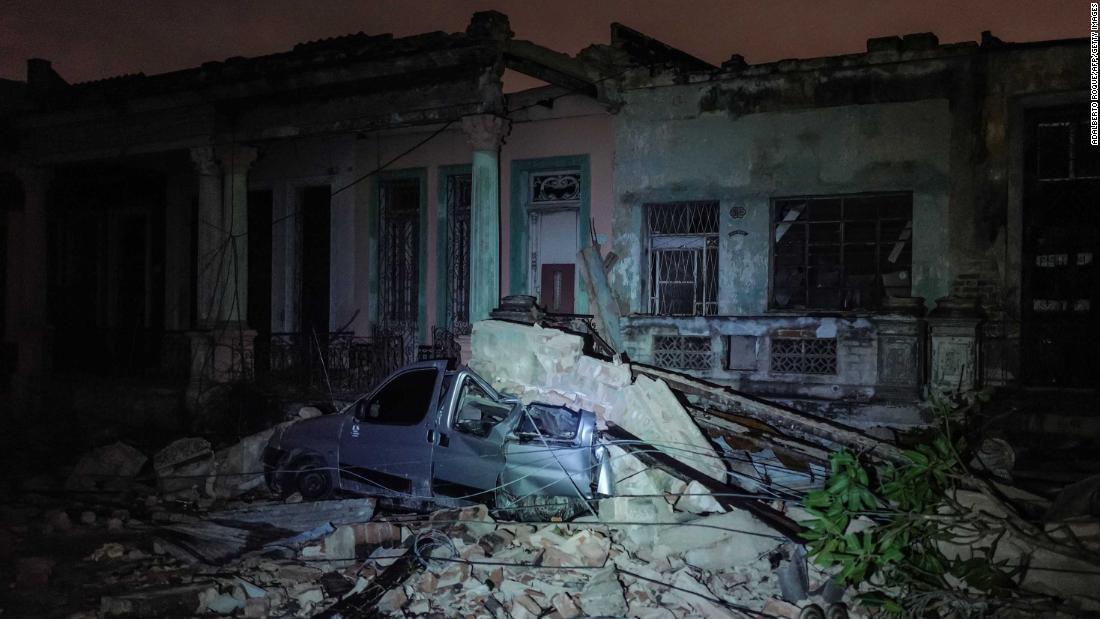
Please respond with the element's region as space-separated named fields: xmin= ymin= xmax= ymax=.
xmin=612 ymin=94 xmax=953 ymax=315
xmin=248 ymin=89 xmax=614 ymax=344
xmin=609 ymin=39 xmax=1089 ymax=413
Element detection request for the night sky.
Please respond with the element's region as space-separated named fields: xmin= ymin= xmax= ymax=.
xmin=1 ymin=0 xmax=1087 ymax=88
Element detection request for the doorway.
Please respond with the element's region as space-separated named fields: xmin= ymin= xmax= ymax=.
xmin=529 ymin=209 xmax=578 ymax=314
xmin=299 ymin=186 xmax=331 ymax=344
xmin=1021 ymin=106 xmax=1099 ymax=387
xmin=379 ymin=177 xmax=421 ymax=360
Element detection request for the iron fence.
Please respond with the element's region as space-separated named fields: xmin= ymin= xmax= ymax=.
xmin=256 ymin=331 xmax=405 ymax=396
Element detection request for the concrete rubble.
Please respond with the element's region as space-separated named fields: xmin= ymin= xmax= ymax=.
xmin=4 ymin=319 xmax=1100 ymax=617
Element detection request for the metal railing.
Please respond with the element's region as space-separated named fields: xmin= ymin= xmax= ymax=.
xmin=255 ymin=331 xmax=405 ymax=396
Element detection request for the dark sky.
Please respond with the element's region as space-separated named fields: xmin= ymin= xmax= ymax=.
xmin=1 ymin=0 xmax=1087 ymax=86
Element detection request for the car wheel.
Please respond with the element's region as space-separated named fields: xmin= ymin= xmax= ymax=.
xmin=295 ymin=459 xmax=333 ymax=501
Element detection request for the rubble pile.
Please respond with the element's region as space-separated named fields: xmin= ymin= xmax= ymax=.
xmin=0 ymin=486 xmax=847 ymax=618
xmin=4 ymin=319 xmax=1100 ymax=616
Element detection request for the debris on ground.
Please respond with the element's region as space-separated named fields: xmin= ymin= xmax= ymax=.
xmin=4 ymin=318 xmax=1100 ymax=617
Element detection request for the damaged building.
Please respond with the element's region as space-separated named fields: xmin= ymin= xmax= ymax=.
xmin=1 ymin=15 xmax=1094 ymax=428
xmin=0 ymin=8 xmax=1099 ymax=619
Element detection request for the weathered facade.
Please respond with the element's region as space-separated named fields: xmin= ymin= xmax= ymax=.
xmin=0 ymin=12 xmax=620 ymax=416
xmin=1 ymin=15 xmax=1095 ymax=426
xmin=605 ymin=33 xmax=1095 ymax=423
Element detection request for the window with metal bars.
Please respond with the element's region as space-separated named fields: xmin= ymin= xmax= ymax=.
xmin=646 ymin=201 xmax=719 ymax=316
xmin=445 ymin=174 xmax=472 ymax=334
xmin=379 ymin=178 xmax=420 ymax=325
xmin=770 ymin=337 xmax=837 ymax=374
xmin=771 ymin=193 xmax=912 ymax=310
xmin=1035 ymin=121 xmax=1100 ymax=181
xmin=653 ymin=335 xmax=713 ymax=370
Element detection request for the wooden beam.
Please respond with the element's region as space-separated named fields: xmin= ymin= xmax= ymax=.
xmin=633 ymin=365 xmax=909 ymax=465
xmin=605 ymin=423 xmax=803 ymax=542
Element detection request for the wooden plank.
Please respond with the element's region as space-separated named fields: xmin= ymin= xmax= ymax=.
xmin=633 ymin=365 xmax=908 ymax=465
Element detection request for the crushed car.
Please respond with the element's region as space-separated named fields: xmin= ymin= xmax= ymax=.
xmin=263 ymin=360 xmax=614 ymax=519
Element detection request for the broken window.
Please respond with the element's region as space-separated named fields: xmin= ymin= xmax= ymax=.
xmin=646 ymin=201 xmax=719 ymax=315
xmin=771 ymin=193 xmax=912 ymax=310
xmin=357 ymin=368 xmax=436 ymax=426
xmin=1036 ymin=121 xmax=1100 ymax=180
xmin=515 ymin=404 xmax=581 ymax=441
xmin=453 ymin=376 xmax=510 ymax=438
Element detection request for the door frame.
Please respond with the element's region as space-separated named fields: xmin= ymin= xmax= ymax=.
xmin=371 ymin=168 xmax=428 ymax=344
xmin=508 ymin=155 xmax=592 ymax=314
xmin=436 ymin=164 xmax=472 ymax=333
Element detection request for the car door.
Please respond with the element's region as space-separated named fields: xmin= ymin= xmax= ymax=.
xmin=338 ymin=360 xmax=447 ymax=499
xmin=430 ymin=372 xmax=514 ymax=501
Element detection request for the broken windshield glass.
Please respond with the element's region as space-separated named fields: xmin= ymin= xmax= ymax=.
xmin=515 ymin=403 xmax=581 ymax=440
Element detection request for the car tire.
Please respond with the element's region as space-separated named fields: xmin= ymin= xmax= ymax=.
xmin=294 ymin=458 xmax=333 ymax=501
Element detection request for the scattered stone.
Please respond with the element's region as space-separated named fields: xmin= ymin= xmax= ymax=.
xmin=552 ymin=592 xmax=582 ymax=619
xmin=66 ymin=442 xmax=147 ymax=492
xmin=100 ymin=583 xmax=214 ymax=616
xmin=204 ymin=591 xmax=244 ymax=615
xmin=349 ymin=521 xmax=402 ymax=546
xmin=107 ymin=517 xmax=124 ymax=531
xmin=762 ymin=597 xmax=802 ymax=619
xmin=45 ymin=509 xmax=72 ymax=533
xmin=243 ymin=597 xmax=270 ymax=618
xmin=16 ymin=556 xmax=54 ymax=588
xmin=377 ymin=587 xmax=408 ymax=613
xmin=512 ymin=593 xmax=543 ymax=616
xmin=578 ymin=567 xmax=627 ymax=617
xmin=87 ymin=543 xmax=127 ymax=561
xmin=206 ymin=427 xmax=283 ymax=499
xmin=292 ymin=585 xmax=324 ymax=607
xmin=298 ymin=406 xmax=323 ymax=419
xmin=153 ymin=437 xmax=214 ymax=497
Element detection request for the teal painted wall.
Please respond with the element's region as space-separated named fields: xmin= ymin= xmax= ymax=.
xmin=611 ymin=88 xmax=953 ymax=316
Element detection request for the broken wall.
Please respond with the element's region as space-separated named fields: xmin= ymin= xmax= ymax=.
xmin=468 ymin=319 xmax=727 ymax=482
xmin=608 ymin=37 xmax=1090 ymax=400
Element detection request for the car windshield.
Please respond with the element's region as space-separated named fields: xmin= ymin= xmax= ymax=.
xmin=515 ymin=403 xmax=581 ymax=440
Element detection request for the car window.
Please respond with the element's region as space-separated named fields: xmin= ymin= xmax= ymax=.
xmin=453 ymin=376 xmax=511 ymax=438
xmin=357 ymin=368 xmax=437 ymax=426
xmin=516 ymin=403 xmax=581 ymax=440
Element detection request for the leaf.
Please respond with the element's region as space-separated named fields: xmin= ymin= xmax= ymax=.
xmin=905 ymin=450 xmax=929 ymax=467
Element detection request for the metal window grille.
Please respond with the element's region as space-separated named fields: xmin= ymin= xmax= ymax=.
xmin=647 ymin=201 xmax=719 ymax=316
xmin=1036 ymin=121 xmax=1100 ymax=181
xmin=379 ymin=178 xmax=420 ymax=331
xmin=770 ymin=337 xmax=837 ymax=375
xmin=771 ymin=193 xmax=912 ymax=310
xmin=531 ymin=172 xmax=581 ymax=204
xmin=653 ymin=335 xmax=713 ymax=370
xmin=446 ymin=174 xmax=472 ymax=335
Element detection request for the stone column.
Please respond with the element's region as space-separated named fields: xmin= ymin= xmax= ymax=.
xmin=218 ymin=145 xmax=257 ymax=324
xmin=190 ymin=145 xmax=257 ymax=324
xmin=190 ymin=146 xmax=224 ymax=325
xmin=186 ymin=146 xmax=257 ymax=406
xmin=461 ymin=114 xmax=510 ymax=323
xmin=5 ymin=166 xmax=52 ymax=402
